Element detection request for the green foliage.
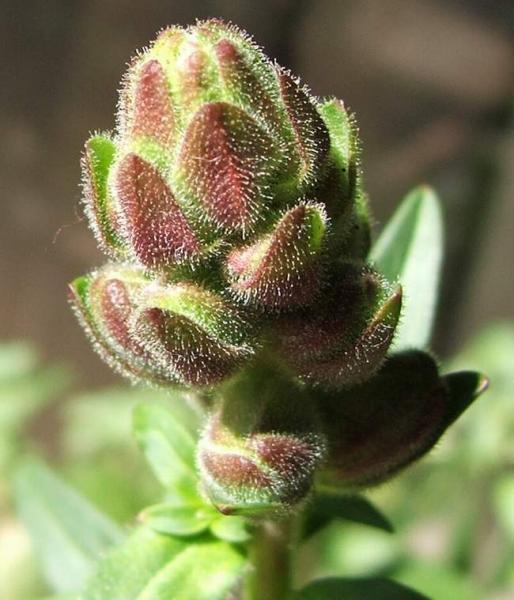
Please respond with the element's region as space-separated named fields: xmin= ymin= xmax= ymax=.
xmin=13 ymin=460 xmax=123 ymax=594
xmin=493 ymin=475 xmax=514 ymax=544
xmin=302 ymin=493 xmax=394 ymax=539
xmin=395 ymin=564 xmax=483 ymax=600
xmin=0 ymin=342 xmax=71 ymax=472
xmin=140 ymin=503 xmax=215 ymax=537
xmin=83 ymin=527 xmax=246 ymax=600
xmin=370 ymin=186 xmax=443 ymax=351
xmin=134 ymin=401 xmax=254 ymax=543
xmin=133 ymin=400 xmax=200 ymax=503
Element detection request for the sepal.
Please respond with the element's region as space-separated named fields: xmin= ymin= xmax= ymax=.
xmin=225 ymin=203 xmax=327 ymax=309
xmin=81 ymin=134 xmax=125 ymax=257
xmin=68 ymin=265 xmax=175 ymax=384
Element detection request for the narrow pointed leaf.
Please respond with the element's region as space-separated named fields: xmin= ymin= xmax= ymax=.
xmin=13 ymin=460 xmax=124 ymax=594
xmin=370 ymin=186 xmax=443 ymax=350
xmin=133 ymin=403 xmax=198 ymax=500
xmin=290 ymin=577 xmax=428 ymax=600
xmin=302 ymin=493 xmax=393 ymax=539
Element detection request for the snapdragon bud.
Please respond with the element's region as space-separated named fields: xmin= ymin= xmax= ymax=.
xmin=275 ymin=264 xmax=402 ymax=388
xmin=225 ymin=203 xmax=327 ymax=309
xmin=69 ymin=266 xmax=253 ymax=386
xmin=73 ymin=20 xmax=376 ymax=389
xmin=135 ymin=282 xmax=253 ymax=386
xmin=197 ymin=367 xmax=326 ymax=515
xmin=317 ymin=351 xmax=487 ymax=489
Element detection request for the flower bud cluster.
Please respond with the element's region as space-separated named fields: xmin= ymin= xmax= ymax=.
xmin=70 ymin=21 xmax=483 ymax=515
xmin=70 ymin=19 xmax=394 ymax=389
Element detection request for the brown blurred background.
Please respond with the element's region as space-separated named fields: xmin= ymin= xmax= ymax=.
xmin=1 ymin=0 xmax=513 ymax=388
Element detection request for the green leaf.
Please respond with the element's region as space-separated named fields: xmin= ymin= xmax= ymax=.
xmin=0 ymin=342 xmax=71 ymax=436
xmin=290 ymin=577 xmax=428 ymax=599
xmin=84 ymin=527 xmax=246 ymax=600
xmin=396 ymin=563 xmax=482 ymax=600
xmin=83 ymin=527 xmax=186 ymax=599
xmin=442 ymin=370 xmax=489 ymax=426
xmin=370 ymin=185 xmax=443 ymax=351
xmin=493 ymin=474 xmax=514 ymax=543
xmin=13 ymin=459 xmax=124 ymax=594
xmin=36 ymin=596 xmax=79 ymax=600
xmin=132 ymin=402 xmax=199 ymax=500
xmin=303 ymin=493 xmax=393 ymax=539
xmin=140 ymin=503 xmax=215 ymax=537
xmin=210 ymin=515 xmax=252 ymax=543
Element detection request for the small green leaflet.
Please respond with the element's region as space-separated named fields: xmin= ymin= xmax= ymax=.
xmin=140 ymin=501 xmax=252 ymax=543
xmin=370 ymin=186 xmax=443 ymax=351
xmin=13 ymin=459 xmax=124 ymax=594
xmin=139 ymin=503 xmax=215 ymax=537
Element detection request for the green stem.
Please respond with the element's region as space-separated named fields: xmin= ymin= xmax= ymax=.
xmin=244 ymin=516 xmax=295 ymax=600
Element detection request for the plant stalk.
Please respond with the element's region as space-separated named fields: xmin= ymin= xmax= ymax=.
xmin=244 ymin=516 xmax=295 ymax=600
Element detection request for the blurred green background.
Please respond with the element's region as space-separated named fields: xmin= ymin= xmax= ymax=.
xmin=0 ymin=1 xmax=512 ymax=598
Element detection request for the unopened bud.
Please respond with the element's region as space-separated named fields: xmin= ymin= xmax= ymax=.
xmin=115 ymin=153 xmax=202 ymax=269
xmin=135 ymin=282 xmax=253 ymax=386
xmin=226 ymin=203 xmax=327 ymax=308
xmin=68 ymin=265 xmax=173 ymax=384
xmin=177 ymin=101 xmax=279 ymax=234
xmin=69 ymin=267 xmax=253 ymax=386
xmin=276 ymin=264 xmax=401 ymax=388
xmin=198 ymin=367 xmax=326 ymax=514
xmin=317 ymin=351 xmax=487 ymax=489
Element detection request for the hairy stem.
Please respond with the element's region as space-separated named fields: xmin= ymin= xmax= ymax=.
xmin=244 ymin=516 xmax=296 ymax=600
